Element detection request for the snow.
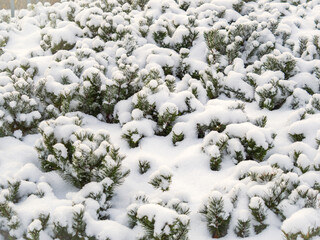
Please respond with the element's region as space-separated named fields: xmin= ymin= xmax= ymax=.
xmin=122 ymin=119 xmax=156 ymax=138
xmin=281 ymin=208 xmax=320 ymax=235
xmin=266 ymin=154 xmax=294 ymax=172
xmin=0 ymin=0 xmax=320 ymax=239
xmin=226 ymin=122 xmax=275 ymax=147
xmin=137 ymin=203 xmax=188 ymax=235
xmin=27 ymin=219 xmax=42 ymax=231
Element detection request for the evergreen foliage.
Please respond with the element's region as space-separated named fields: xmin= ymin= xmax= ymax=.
xmin=249 ymin=197 xmax=268 ymax=234
xmin=35 ymin=115 xmax=129 ymax=188
xmin=26 ymin=219 xmax=42 ymax=240
xmin=136 ymin=203 xmax=190 ymax=240
xmin=200 ymin=191 xmax=232 ymax=238
xmin=35 ymin=75 xmax=79 ymax=116
xmin=281 ymin=208 xmax=320 ymax=240
xmin=2 ymin=0 xmax=320 ymax=238
xmin=310 ymin=94 xmax=320 ymax=111
xmin=255 ymin=79 xmax=294 ymax=110
xmin=122 ymin=127 xmax=145 ymax=148
xmin=0 ymin=91 xmax=41 ymax=137
xmin=157 ymin=103 xmax=179 ymax=136
xmin=138 ymin=159 xmax=151 ymax=174
xmin=234 ymin=217 xmax=250 ymax=238
xmin=41 ymin=34 xmax=77 ymax=54
xmin=127 ymin=192 xmax=149 ymax=229
xmin=149 ymin=167 xmax=173 ymax=191
xmin=172 ymin=130 xmax=184 ymax=146
xmin=261 ymin=53 xmax=297 ymax=80
xmin=79 ymin=67 xmax=106 ymax=116
xmin=199 ymin=68 xmax=223 ymax=100
xmin=52 ymin=205 xmax=102 ymax=240
xmin=202 ymin=131 xmax=228 ymax=170
xmin=0 ymin=201 xmax=20 ymax=238
xmin=132 ymin=92 xmax=157 ymax=121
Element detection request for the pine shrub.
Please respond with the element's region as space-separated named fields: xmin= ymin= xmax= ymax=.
xmin=281 ymin=208 xmax=320 ymax=240
xmin=79 ymin=67 xmax=106 ymax=116
xmin=122 ymin=128 xmax=144 ymax=148
xmin=202 ymin=131 xmax=228 ymax=170
xmin=199 ymin=68 xmax=224 ymax=100
xmin=157 ymin=103 xmax=179 ymax=136
xmin=52 ymin=204 xmax=101 ymax=240
xmin=136 ymin=204 xmax=190 ymax=240
xmin=255 ymin=80 xmax=294 ymax=110
xmin=35 ymin=115 xmax=129 ymax=188
xmin=172 ymin=129 xmax=185 ymax=146
xmin=0 ymin=91 xmax=41 ymax=137
xmin=127 ymin=192 xmax=149 ymax=229
xmin=41 ymin=34 xmax=76 ymax=54
xmin=249 ymin=197 xmax=268 ymax=234
xmin=234 ymin=210 xmax=251 ymax=238
xmin=35 ymin=75 xmax=80 ymax=116
xmin=261 ymin=53 xmax=297 ymax=80
xmin=138 ymin=159 xmax=151 ymax=174
xmin=149 ymin=167 xmax=173 ymax=191
xmin=204 ymin=29 xmax=226 ymax=66
xmin=0 ymin=195 xmax=21 ymax=238
xmin=200 ymin=191 xmax=232 ymax=238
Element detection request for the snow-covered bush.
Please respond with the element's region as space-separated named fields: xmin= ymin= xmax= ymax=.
xmin=36 ymin=48 xmax=112 ymax=118
xmin=35 ymin=74 xmax=80 ymax=116
xmin=200 ymin=191 xmax=233 ymax=238
xmin=199 ymin=68 xmax=224 ymax=100
xmin=68 ymin=178 xmax=115 ymax=220
xmin=266 ymin=154 xmax=294 ymax=173
xmin=233 ymin=209 xmax=251 ymax=238
xmin=2 ymin=0 xmax=320 ymax=238
xmin=204 ymin=18 xmax=275 ymax=69
xmin=5 ymin=58 xmax=39 ymax=81
xmin=127 ymin=192 xmax=149 ymax=228
xmin=249 ymin=197 xmax=268 ymax=234
xmin=0 ymin=61 xmax=41 ymax=137
xmin=225 ymin=122 xmax=276 ymax=162
xmin=104 ymin=53 xmax=141 ymax=122
xmin=202 ymin=159 xmax=320 ymax=236
xmin=40 ymin=23 xmax=82 ymax=54
xmin=35 ymin=115 xmax=129 ymax=188
xmin=0 ymin=175 xmax=54 ymax=239
xmin=136 ymin=203 xmax=190 ymax=240
xmin=172 ymin=17 xmax=199 ymax=52
xmin=127 ymin=193 xmax=190 ymax=234
xmin=202 ymin=131 xmax=228 ymax=170
xmin=248 ymin=165 xmax=280 ymax=183
xmin=50 ymin=204 xmax=104 ymax=240
xmin=259 ymin=53 xmax=298 ymax=80
xmin=310 ymin=93 xmax=320 ymax=111
xmin=0 ymin=91 xmax=41 ymax=137
xmin=289 ymin=88 xmax=311 ymax=109
xmin=138 ymin=159 xmax=151 ymax=175
xmin=0 ymin=31 xmax=9 ymax=49
xmin=281 ymin=208 xmax=320 ymax=240
xmin=0 ymin=181 xmax=22 ymax=238
xmin=195 ymin=100 xmax=247 ymax=138
xmin=172 ymin=123 xmax=185 ymax=146
xmin=255 ymin=79 xmax=295 ymax=110
xmin=122 ymin=119 xmax=156 ymax=148
xmin=79 ymin=67 xmax=107 ymax=116
xmin=131 ymin=90 xmax=157 ymax=122
xmin=149 ymin=167 xmax=173 ymax=191
xmin=157 ymin=102 xmax=179 ymax=136
xmin=224 ymin=69 xmax=255 ymax=102
xmin=51 ymin=205 xmax=88 ymax=239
